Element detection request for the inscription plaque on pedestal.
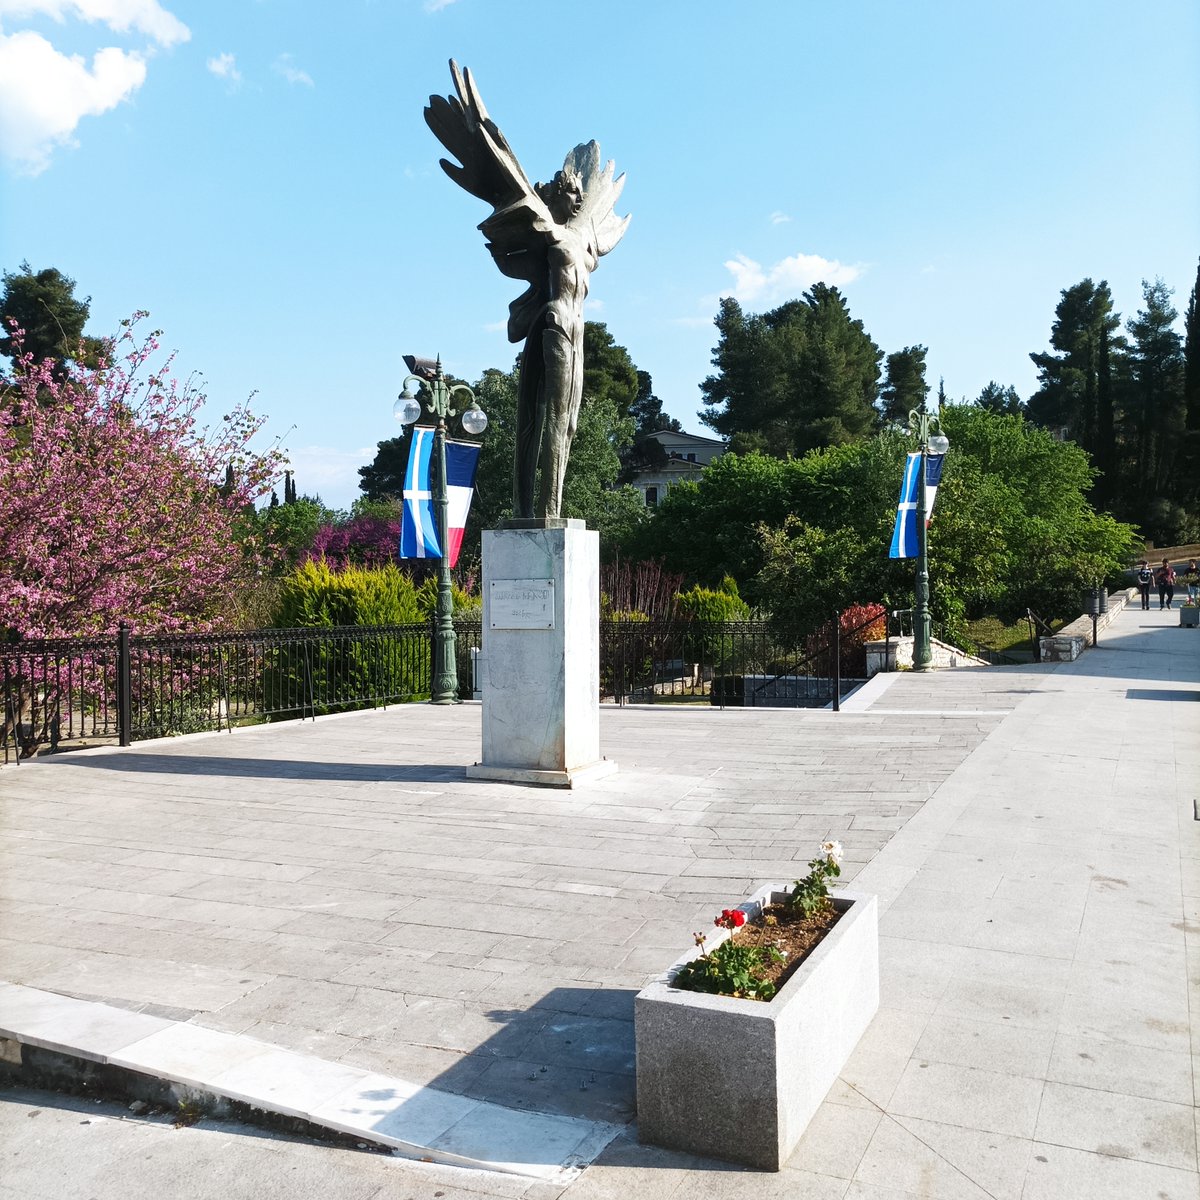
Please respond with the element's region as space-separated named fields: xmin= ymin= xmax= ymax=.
xmin=489 ymin=579 xmax=555 ymax=629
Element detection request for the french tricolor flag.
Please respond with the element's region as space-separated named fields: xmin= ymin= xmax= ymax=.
xmin=444 ymin=439 xmax=481 ymax=567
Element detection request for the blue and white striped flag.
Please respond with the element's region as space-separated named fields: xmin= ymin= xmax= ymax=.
xmin=889 ymin=452 xmax=945 ymax=559
xmin=399 ymin=426 xmax=441 ymax=559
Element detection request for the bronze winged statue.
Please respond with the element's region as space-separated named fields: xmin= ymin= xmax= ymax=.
xmin=424 ymin=60 xmax=630 ymax=520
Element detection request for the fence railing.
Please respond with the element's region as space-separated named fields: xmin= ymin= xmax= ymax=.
xmin=2 ymin=623 xmax=452 ymax=763
xmin=2 ymin=615 xmax=868 ymax=763
xmin=599 ymin=612 xmax=880 ymax=710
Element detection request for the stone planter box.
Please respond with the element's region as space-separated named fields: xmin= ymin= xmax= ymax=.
xmin=634 ymin=885 xmax=878 ymax=1171
xmin=1181 ymin=607 xmax=1199 ymax=627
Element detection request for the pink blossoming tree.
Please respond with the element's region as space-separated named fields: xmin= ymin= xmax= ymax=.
xmin=1 ymin=315 xmax=283 ymax=639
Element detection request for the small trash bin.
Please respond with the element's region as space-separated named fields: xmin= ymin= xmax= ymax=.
xmin=1083 ymin=588 xmax=1108 ymax=617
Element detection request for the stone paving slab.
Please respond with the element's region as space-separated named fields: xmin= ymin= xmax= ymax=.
xmin=1 ymin=600 xmax=1198 ymax=1198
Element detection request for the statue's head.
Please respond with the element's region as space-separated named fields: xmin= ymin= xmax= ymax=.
xmin=541 ymin=168 xmax=583 ymax=222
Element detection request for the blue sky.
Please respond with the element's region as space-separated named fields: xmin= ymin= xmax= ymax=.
xmin=2 ymin=0 xmax=1197 ymax=510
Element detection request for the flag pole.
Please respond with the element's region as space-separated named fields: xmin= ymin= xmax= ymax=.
xmin=908 ymin=397 xmax=949 ymax=672
xmin=395 ymin=356 xmax=487 ymax=705
xmin=914 ymin=426 xmax=932 ymax=671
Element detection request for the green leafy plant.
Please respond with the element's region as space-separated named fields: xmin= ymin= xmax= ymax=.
xmin=790 ymin=839 xmax=843 ymax=918
xmin=672 ymin=908 xmax=785 ymax=1001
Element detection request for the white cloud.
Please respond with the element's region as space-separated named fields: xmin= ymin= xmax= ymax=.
xmin=273 ymin=52 xmax=312 ymax=87
xmin=206 ymin=51 xmax=240 ymax=87
xmin=0 ymin=0 xmax=187 ymax=173
xmin=424 ymin=0 xmax=458 ymax=11
xmin=0 ymin=0 xmax=189 ymax=47
xmin=721 ymin=251 xmax=864 ymax=304
xmin=0 ymin=30 xmax=145 ymax=173
xmin=769 ymin=211 xmax=792 ymax=225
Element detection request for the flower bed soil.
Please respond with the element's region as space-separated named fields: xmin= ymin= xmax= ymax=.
xmin=703 ymin=902 xmax=843 ymax=999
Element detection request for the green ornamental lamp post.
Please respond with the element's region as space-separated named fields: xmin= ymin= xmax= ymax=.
xmin=395 ymin=355 xmax=487 ymax=704
xmin=908 ymin=399 xmax=949 ymax=672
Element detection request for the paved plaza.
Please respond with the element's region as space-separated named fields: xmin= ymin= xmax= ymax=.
xmin=1 ymin=598 xmax=1197 ymax=1199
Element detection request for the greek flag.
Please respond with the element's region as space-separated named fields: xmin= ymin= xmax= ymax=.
xmin=889 ymin=452 xmax=945 ymax=559
xmin=399 ymin=426 xmax=441 ymax=559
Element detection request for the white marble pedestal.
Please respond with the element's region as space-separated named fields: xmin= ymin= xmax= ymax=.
xmin=466 ymin=520 xmax=617 ymax=788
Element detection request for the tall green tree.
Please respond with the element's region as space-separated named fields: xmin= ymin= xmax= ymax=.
xmin=1181 ymin=259 xmax=1200 ymax=503
xmin=630 ymin=369 xmax=682 ymax=438
xmin=880 ymin=346 xmax=929 ymax=424
xmin=0 ymin=263 xmax=103 ymax=374
xmin=976 ymin=382 xmax=1023 ymax=415
xmin=1125 ymin=278 xmax=1186 ymax=503
xmin=620 ymin=369 xmax=683 ymax=480
xmin=699 ymin=286 xmax=882 ymax=457
xmin=582 ymin=322 xmax=639 ymax=417
xmin=1026 ymin=279 xmax=1122 ymax=496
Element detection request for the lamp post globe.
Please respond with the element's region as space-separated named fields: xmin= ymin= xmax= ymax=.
xmin=394 ymin=394 xmax=423 ymax=426
xmin=460 ymin=406 xmax=488 ymax=436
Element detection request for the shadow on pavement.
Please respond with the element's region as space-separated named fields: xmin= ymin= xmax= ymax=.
xmin=417 ymin=987 xmax=640 ymax=1129
xmin=57 ymin=754 xmax=467 ymax=783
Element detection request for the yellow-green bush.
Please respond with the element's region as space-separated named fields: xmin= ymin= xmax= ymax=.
xmin=674 ymin=575 xmax=751 ymax=622
xmin=266 ymin=561 xmax=427 ymax=715
xmin=414 ymin=574 xmax=481 ymax=622
xmin=274 ymin=560 xmax=423 ymax=628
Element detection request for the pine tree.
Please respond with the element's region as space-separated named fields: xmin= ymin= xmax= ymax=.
xmin=1027 ymin=279 xmax=1125 ymax=499
xmin=880 ymin=346 xmax=929 ymax=424
xmin=700 ymin=288 xmax=882 ymax=456
xmin=1125 ymin=278 xmax=1185 ymax=496
xmin=1181 ymin=259 xmax=1200 ymax=502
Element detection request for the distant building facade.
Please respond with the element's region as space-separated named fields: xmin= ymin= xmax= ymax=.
xmin=630 ymin=429 xmax=726 ymax=507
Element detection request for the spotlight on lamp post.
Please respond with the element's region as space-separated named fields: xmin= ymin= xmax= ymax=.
xmin=908 ymin=399 xmax=949 ymax=672
xmin=395 ymin=355 xmax=487 ymax=704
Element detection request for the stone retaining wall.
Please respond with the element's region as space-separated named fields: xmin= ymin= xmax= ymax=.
xmin=1038 ymin=588 xmax=1133 ymax=661
xmin=865 ymin=637 xmax=990 ymax=676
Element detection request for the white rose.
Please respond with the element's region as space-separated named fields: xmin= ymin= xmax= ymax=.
xmin=820 ymin=839 xmax=844 ymax=864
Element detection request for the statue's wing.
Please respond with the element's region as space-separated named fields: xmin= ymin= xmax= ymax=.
xmin=563 ymin=140 xmax=630 ymax=258
xmin=424 ymin=61 xmax=553 ymax=322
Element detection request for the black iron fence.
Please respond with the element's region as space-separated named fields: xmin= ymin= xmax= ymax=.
xmin=2 ymin=615 xmax=869 ymax=763
xmin=2 ymin=623 xmax=458 ymax=763
xmin=600 ymin=618 xmax=866 ymax=708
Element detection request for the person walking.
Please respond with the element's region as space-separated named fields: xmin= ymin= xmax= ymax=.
xmin=1184 ymin=559 xmax=1199 ymax=604
xmin=1155 ymin=558 xmax=1176 ymax=609
xmin=1136 ymin=559 xmax=1154 ymax=610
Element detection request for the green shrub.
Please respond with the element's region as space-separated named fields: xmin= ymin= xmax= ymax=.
xmin=674 ymin=575 xmax=751 ymax=622
xmin=674 ymin=576 xmax=750 ymax=669
xmin=267 ymin=561 xmax=429 ymax=715
xmin=414 ymin=574 xmax=481 ymax=621
xmin=274 ymin=560 xmax=423 ymax=627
